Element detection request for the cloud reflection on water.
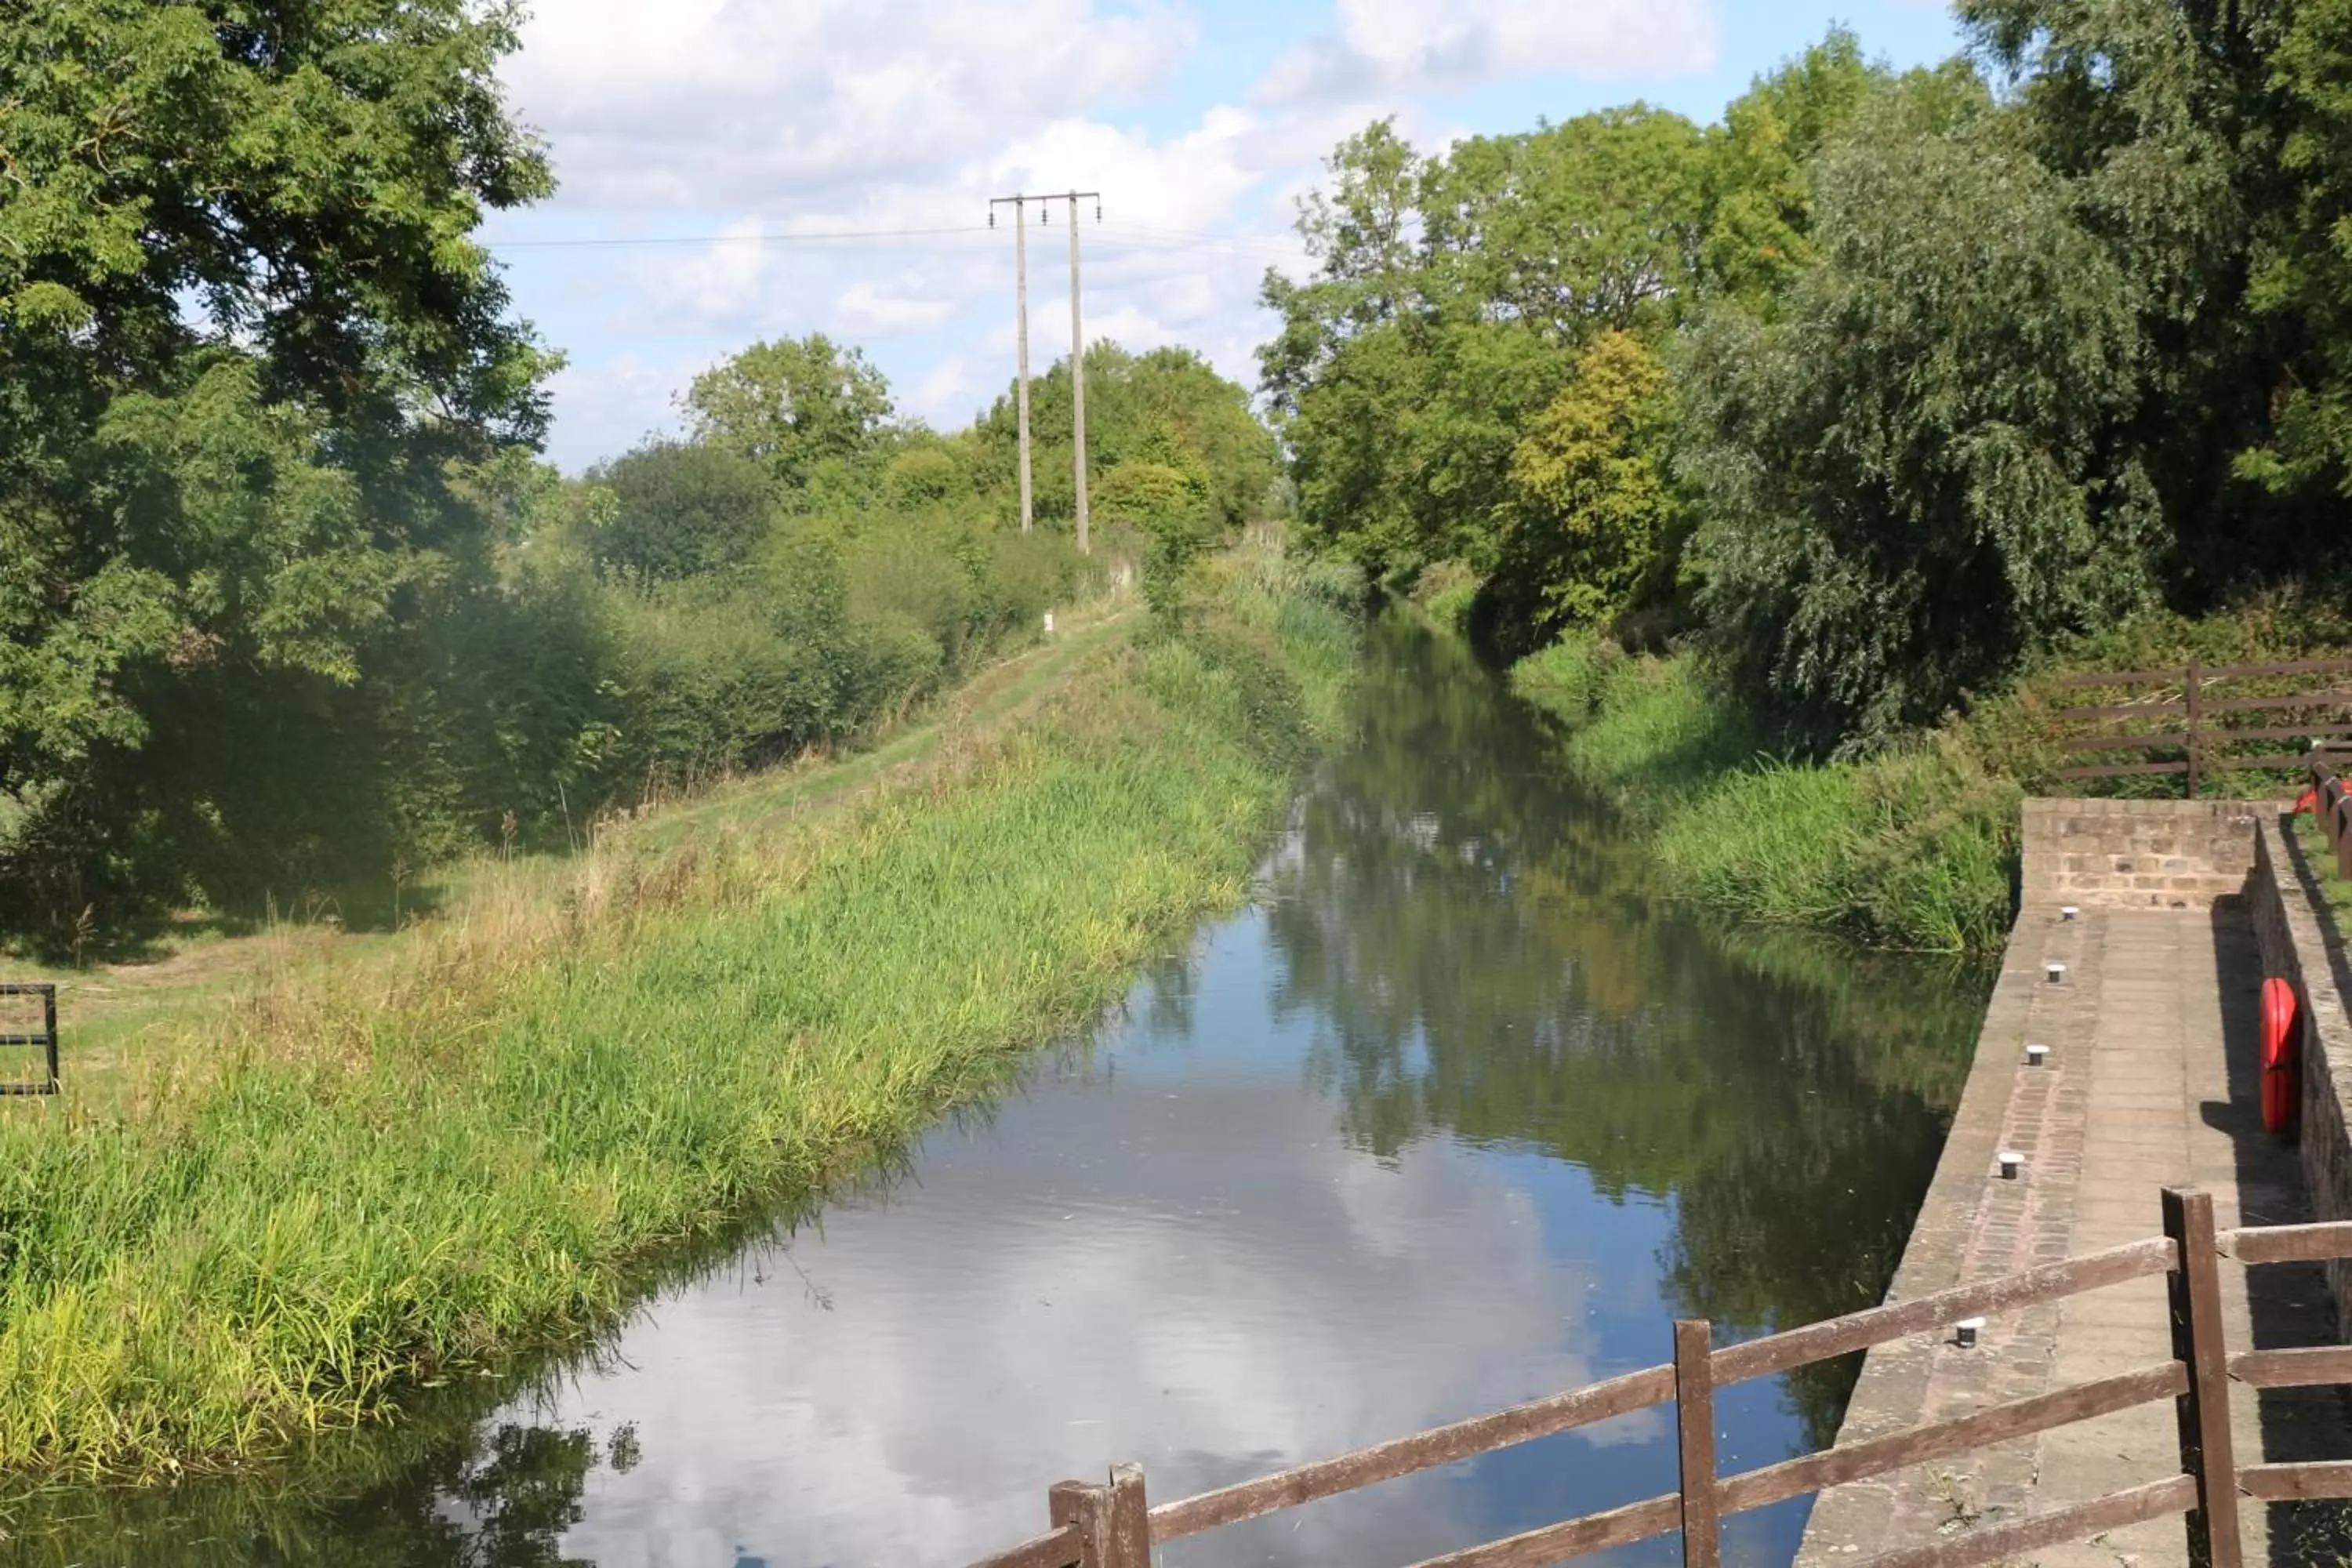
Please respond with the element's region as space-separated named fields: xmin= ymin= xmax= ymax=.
xmin=516 ymin=946 xmax=1671 ymax=1565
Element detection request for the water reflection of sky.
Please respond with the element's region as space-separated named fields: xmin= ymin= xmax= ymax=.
xmin=484 ymin=909 xmax=1803 ymax=1567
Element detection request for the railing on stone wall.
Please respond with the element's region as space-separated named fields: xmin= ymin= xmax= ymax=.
xmin=2055 ymin=658 xmax=2352 ymax=798
xmin=969 ymin=1187 xmax=2352 ymax=1568
xmin=2313 ymin=757 xmax=2352 ymax=883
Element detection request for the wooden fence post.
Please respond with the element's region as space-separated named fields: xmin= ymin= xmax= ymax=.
xmin=1105 ymin=1464 xmax=1150 ymax=1567
xmin=1050 ymin=1479 xmax=1105 ymax=1568
xmin=2162 ymin=1187 xmax=2243 ymax=1568
xmin=1675 ymin=1319 xmax=1721 ymax=1568
xmin=2186 ymin=659 xmax=2202 ymax=800
xmin=1052 ymin=1466 xmax=1150 ymax=1568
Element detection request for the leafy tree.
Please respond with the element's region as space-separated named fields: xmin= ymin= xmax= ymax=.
xmin=2244 ymin=0 xmax=2352 ymax=501
xmin=1957 ymin=0 xmax=2307 ymax=594
xmin=0 ymin=0 xmax=553 ymax=924
xmin=971 ymin=344 xmax=1277 ymax=532
xmin=1264 ymin=109 xmax=1696 ymax=589
xmin=1679 ymin=117 xmax=2160 ymax=746
xmin=585 ymin=441 xmax=771 ymax=586
xmin=1421 ymin=105 xmax=1709 ymax=339
xmin=1494 ymin=331 xmax=1680 ymax=634
xmin=1097 ymin=458 xmax=1209 ymax=626
xmin=1292 ymin=118 xmax=1422 ymax=325
xmin=1700 ymin=28 xmax=1889 ymax=309
xmin=682 ymin=334 xmax=894 ymax=490
xmin=882 ymin=445 xmax=964 ymax=511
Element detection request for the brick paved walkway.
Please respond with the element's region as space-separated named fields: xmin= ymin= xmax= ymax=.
xmin=1797 ymin=902 xmax=2350 ymax=1568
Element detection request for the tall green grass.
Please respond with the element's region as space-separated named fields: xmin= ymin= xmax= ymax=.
xmin=0 ymin=551 xmax=1357 ymax=1479
xmin=1510 ymin=633 xmax=2018 ymax=951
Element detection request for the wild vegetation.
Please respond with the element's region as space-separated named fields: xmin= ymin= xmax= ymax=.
xmin=0 ymin=536 xmax=1359 ymax=1478
xmin=1267 ymin=3 xmax=2352 ymax=946
xmin=0 ymin=4 xmax=1275 ymax=955
xmin=0 ymin=2 xmax=1356 ymax=1481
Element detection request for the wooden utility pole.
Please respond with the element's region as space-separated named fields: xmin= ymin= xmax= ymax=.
xmin=989 ymin=194 xmax=1035 ymax=531
xmin=1068 ymin=191 xmax=1098 ymax=554
xmin=992 ymin=190 xmax=1099 ymax=543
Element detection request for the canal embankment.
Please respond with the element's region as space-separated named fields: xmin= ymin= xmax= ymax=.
xmin=1798 ymin=798 xmax=2352 ymax=1567
xmin=0 ymin=609 xmax=1993 ymax=1566
xmin=0 ymin=546 xmax=1363 ymax=1481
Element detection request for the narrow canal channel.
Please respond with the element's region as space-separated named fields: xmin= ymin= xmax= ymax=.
xmin=22 ymin=620 xmax=1990 ymax=1566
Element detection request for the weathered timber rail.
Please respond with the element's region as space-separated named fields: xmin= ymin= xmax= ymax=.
xmin=969 ymin=1188 xmax=2352 ymax=1568
xmin=0 ymin=982 xmax=57 ymax=1095
xmin=2056 ymin=657 xmax=2352 ymax=797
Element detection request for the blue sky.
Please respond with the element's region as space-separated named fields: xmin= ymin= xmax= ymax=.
xmin=486 ymin=1 xmax=1968 ymax=472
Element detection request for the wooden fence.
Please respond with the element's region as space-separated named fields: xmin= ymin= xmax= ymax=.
xmin=0 ymin=982 xmax=57 ymax=1096
xmin=969 ymin=1187 xmax=2352 ymax=1568
xmin=2055 ymin=657 xmax=2352 ymax=798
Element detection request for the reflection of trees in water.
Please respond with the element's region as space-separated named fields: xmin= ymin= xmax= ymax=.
xmin=0 ymin=1416 xmax=622 ymax=1567
xmin=1265 ymin=618 xmax=1988 ymax=1448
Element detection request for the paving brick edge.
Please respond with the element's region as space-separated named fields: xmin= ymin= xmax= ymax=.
xmin=1797 ymin=798 xmax=2274 ymax=1564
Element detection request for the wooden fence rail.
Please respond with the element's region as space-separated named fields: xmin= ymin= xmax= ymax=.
xmin=967 ymin=1187 xmax=2352 ymax=1568
xmin=2053 ymin=656 xmax=2352 ymax=797
xmin=0 ymin=982 xmax=58 ymax=1096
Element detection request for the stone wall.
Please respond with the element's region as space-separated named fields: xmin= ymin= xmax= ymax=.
xmin=2249 ymin=813 xmax=2352 ymax=1319
xmin=2020 ymin=797 xmax=2263 ymax=909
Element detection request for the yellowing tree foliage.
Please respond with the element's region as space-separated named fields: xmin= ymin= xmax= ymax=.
xmin=1499 ymin=332 xmax=1679 ymax=628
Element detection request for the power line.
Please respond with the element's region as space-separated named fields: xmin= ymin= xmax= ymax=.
xmin=484 ymin=223 xmax=996 ymax=251
xmin=480 ymin=220 xmax=1297 ymax=260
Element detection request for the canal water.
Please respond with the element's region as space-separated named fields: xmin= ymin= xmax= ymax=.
xmin=13 ymin=619 xmax=1988 ymax=1566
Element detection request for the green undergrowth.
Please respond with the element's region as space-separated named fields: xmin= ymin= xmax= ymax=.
xmin=0 ymin=546 xmax=1359 ymax=1479
xmin=1509 ymin=635 xmax=2019 ymax=952
xmin=1509 ymin=595 xmax=2352 ymax=950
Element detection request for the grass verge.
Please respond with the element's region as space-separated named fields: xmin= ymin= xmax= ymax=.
xmin=1508 ymin=634 xmax=2019 ymax=952
xmin=0 ymin=541 xmax=1358 ymax=1479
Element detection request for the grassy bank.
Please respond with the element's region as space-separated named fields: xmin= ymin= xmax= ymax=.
xmin=0 ymin=543 xmax=1358 ymax=1479
xmin=1505 ymin=597 xmax=2352 ymax=951
xmin=1508 ymin=636 xmax=2019 ymax=952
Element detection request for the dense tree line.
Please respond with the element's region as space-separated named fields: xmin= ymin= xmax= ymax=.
xmin=1268 ymin=4 xmax=2352 ymax=750
xmin=0 ymin=5 xmax=1272 ymax=948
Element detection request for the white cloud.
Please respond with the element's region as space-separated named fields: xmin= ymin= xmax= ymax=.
xmin=910 ymin=355 xmax=973 ymax=423
xmin=492 ymin=0 xmax=1730 ymax=471
xmin=505 ymin=0 xmax=1196 ymax=210
xmin=1256 ymin=0 xmax=1720 ymax=104
xmin=543 ymin=352 xmax=696 ymax=463
xmin=834 ymin=280 xmax=957 ymax=335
